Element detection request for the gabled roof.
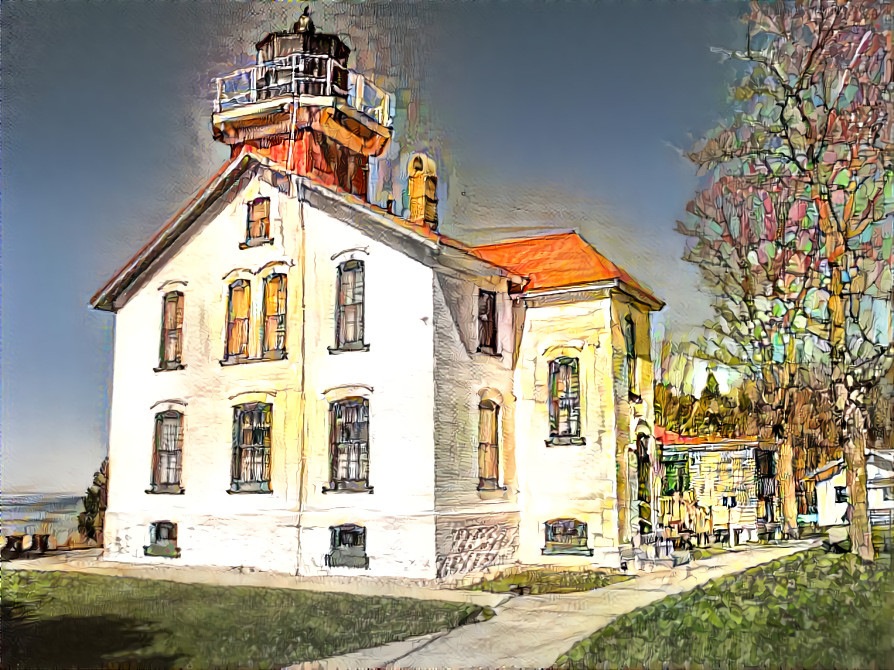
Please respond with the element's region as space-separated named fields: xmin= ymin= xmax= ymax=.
xmin=91 ymin=152 xmax=662 ymax=313
xmin=470 ymin=232 xmax=663 ymax=309
xmin=90 ymin=150 xmax=509 ymax=312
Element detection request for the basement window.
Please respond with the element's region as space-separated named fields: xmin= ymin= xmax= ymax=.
xmin=542 ymin=518 xmax=593 ymax=556
xmin=144 ymin=521 xmax=180 ymax=558
xmin=326 ymin=523 xmax=369 ymax=569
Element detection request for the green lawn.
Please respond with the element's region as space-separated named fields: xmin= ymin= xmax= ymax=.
xmin=556 ymin=551 xmax=894 ymax=669
xmin=466 ymin=568 xmax=631 ymax=595
xmin=1 ymin=569 xmax=484 ymax=669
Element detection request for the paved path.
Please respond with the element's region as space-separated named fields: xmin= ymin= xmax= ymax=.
xmin=301 ymin=541 xmax=819 ymax=669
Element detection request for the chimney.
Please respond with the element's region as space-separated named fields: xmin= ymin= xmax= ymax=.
xmin=408 ymin=153 xmax=438 ymax=230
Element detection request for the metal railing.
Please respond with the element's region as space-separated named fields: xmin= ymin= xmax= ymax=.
xmin=213 ymin=53 xmax=393 ymax=128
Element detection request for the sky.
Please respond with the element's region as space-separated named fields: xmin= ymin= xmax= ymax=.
xmin=1 ymin=0 xmax=746 ymax=493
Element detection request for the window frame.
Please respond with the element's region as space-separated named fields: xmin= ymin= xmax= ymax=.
xmin=144 ymin=521 xmax=180 ymax=558
xmin=262 ymin=273 xmax=287 ymax=359
xmin=156 ymin=291 xmax=185 ymax=371
xmin=326 ymin=397 xmax=372 ymax=493
xmin=148 ymin=410 xmax=185 ymax=494
xmin=547 ymin=357 xmax=585 ymax=446
xmin=834 ymin=486 xmax=849 ymax=504
xmin=477 ymin=399 xmax=501 ymax=491
xmin=542 ymin=518 xmax=593 ymax=556
xmin=325 ymin=523 xmax=369 ymax=569
xmin=229 ymin=402 xmax=273 ymax=493
xmin=330 ymin=260 xmax=369 ymax=353
xmin=225 ymin=279 xmax=252 ymax=362
xmin=242 ymin=196 xmax=273 ymax=248
xmin=476 ymin=289 xmax=498 ymax=355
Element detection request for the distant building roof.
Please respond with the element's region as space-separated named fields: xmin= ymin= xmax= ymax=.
xmin=804 ymin=450 xmax=894 ymax=483
xmin=471 ymin=232 xmax=663 ymax=308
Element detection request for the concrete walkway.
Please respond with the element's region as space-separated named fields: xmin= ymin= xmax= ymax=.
xmin=300 ymin=540 xmax=819 ymax=669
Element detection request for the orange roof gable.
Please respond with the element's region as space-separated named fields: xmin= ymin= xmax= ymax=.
xmin=471 ymin=232 xmax=662 ymax=306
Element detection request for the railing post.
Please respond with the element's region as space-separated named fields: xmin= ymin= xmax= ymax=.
xmin=326 ymin=57 xmax=333 ymax=96
xmin=292 ymin=53 xmax=297 ymax=97
xmin=355 ymin=75 xmax=365 ymax=113
xmin=250 ymin=67 xmax=257 ymax=104
xmin=215 ymin=78 xmax=221 ymax=113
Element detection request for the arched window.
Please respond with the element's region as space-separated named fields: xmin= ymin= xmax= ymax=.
xmin=226 ymin=280 xmax=251 ymax=359
xmin=262 ymin=274 xmax=287 ymax=357
xmin=334 ymin=260 xmax=366 ymax=351
xmin=543 ymin=518 xmax=592 ymax=556
xmin=158 ymin=292 xmax=184 ymax=370
xmin=329 ymin=397 xmax=370 ymax=491
xmin=548 ymin=357 xmax=581 ymax=441
xmin=151 ymin=411 xmax=183 ymax=493
xmin=478 ymin=400 xmax=500 ymax=490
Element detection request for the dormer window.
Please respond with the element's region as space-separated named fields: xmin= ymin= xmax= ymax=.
xmin=477 ymin=290 xmax=497 ymax=354
xmin=243 ymin=197 xmax=272 ymax=247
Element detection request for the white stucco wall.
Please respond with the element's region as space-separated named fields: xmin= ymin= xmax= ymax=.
xmin=296 ymin=202 xmax=438 ymax=578
xmin=106 ymin=170 xmax=305 ymax=573
xmin=106 ymin=169 xmax=441 ymax=577
xmin=513 ymin=294 xmax=621 ymax=566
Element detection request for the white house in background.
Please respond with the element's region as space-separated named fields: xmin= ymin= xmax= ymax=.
xmin=90 ymin=19 xmax=663 ymax=580
xmin=805 ymin=450 xmax=894 ymax=528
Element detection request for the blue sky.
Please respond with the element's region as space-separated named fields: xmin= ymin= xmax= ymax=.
xmin=1 ymin=1 xmax=745 ymax=493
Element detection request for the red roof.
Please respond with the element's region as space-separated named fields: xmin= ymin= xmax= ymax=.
xmin=471 ymin=232 xmax=662 ymax=306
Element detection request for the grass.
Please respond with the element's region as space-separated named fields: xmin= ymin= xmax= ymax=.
xmin=555 ymin=550 xmax=894 ymax=669
xmin=1 ymin=569 xmax=484 ymax=669
xmin=466 ymin=568 xmax=631 ymax=595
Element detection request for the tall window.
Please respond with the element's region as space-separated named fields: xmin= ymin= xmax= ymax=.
xmin=246 ymin=197 xmax=270 ymax=244
xmin=477 ymin=290 xmax=497 ymax=354
xmin=478 ymin=400 xmax=500 ymax=490
xmin=543 ymin=518 xmax=592 ymax=556
xmin=548 ymin=357 xmax=581 ymax=442
xmin=158 ymin=292 xmax=184 ymax=370
xmin=151 ymin=411 xmax=183 ymax=493
xmin=329 ymin=398 xmax=370 ymax=491
xmin=226 ymin=280 xmax=251 ymax=359
xmin=335 ymin=261 xmax=365 ymax=350
xmin=231 ymin=403 xmax=272 ymax=492
xmin=624 ymin=314 xmax=639 ymax=399
xmin=263 ymin=274 xmax=287 ymax=357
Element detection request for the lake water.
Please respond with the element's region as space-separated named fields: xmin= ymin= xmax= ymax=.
xmin=1 ymin=493 xmax=85 ymax=546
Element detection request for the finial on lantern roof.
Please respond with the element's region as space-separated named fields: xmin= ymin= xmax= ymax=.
xmin=294 ymin=7 xmax=315 ymax=34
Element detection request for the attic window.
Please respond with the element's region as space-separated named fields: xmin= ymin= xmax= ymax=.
xmin=244 ymin=197 xmax=272 ymax=247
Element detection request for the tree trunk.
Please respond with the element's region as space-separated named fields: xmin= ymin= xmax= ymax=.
xmin=844 ymin=408 xmax=874 ymax=562
xmin=777 ymin=432 xmax=799 ymax=539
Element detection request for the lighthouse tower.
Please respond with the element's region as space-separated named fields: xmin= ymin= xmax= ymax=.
xmin=211 ymin=10 xmax=393 ymax=201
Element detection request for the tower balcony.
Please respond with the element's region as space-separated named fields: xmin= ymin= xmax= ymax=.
xmin=211 ymin=53 xmax=393 ymax=157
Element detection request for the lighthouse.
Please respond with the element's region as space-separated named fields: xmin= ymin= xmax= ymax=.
xmin=211 ymin=10 xmax=393 ymax=201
